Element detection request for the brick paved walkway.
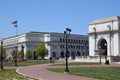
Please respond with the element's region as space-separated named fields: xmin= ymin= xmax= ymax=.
xmin=16 ymin=64 xmax=97 ymax=80
xmin=16 ymin=62 xmax=120 ymax=80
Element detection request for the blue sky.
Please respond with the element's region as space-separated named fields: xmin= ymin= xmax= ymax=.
xmin=0 ymin=0 xmax=120 ymax=38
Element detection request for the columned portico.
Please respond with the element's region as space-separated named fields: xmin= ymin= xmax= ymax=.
xmin=89 ymin=16 xmax=120 ymax=62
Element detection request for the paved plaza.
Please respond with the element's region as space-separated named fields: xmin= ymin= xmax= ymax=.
xmin=16 ymin=64 xmax=97 ymax=80
xmin=16 ymin=63 xmax=120 ymax=80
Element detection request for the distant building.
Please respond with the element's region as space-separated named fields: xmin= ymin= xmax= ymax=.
xmin=89 ymin=16 xmax=120 ymax=62
xmin=1 ymin=31 xmax=89 ymax=59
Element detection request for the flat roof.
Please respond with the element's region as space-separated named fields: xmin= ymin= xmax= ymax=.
xmin=2 ymin=31 xmax=88 ymax=40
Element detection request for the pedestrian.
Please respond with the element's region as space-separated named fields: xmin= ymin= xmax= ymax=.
xmin=52 ymin=57 xmax=55 ymax=63
xmin=49 ymin=56 xmax=52 ymax=63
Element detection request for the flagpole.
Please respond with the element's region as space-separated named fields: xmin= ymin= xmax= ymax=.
xmin=12 ymin=20 xmax=18 ymax=66
xmin=16 ymin=24 xmax=18 ymax=36
xmin=15 ymin=21 xmax=18 ymax=66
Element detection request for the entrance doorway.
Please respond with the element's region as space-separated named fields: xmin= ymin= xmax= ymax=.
xmin=98 ymin=39 xmax=107 ymax=60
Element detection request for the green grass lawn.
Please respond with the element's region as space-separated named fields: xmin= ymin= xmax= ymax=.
xmin=48 ymin=67 xmax=120 ymax=80
xmin=0 ymin=69 xmax=37 ymax=80
xmin=0 ymin=60 xmax=49 ymax=80
xmin=3 ymin=60 xmax=49 ymax=67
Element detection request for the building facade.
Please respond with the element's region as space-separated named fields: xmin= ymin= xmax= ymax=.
xmin=1 ymin=31 xmax=89 ymax=59
xmin=89 ymin=16 xmax=120 ymax=62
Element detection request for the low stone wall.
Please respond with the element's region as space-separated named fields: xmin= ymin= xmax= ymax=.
xmin=59 ymin=56 xmax=113 ymax=63
xmin=74 ymin=56 xmax=107 ymax=63
xmin=111 ymin=56 xmax=120 ymax=62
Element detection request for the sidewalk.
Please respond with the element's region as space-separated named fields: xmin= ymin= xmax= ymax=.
xmin=16 ymin=64 xmax=97 ymax=80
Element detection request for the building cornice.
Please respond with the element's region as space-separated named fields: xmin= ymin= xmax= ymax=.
xmin=89 ymin=16 xmax=120 ymax=25
xmin=88 ymin=29 xmax=119 ymax=35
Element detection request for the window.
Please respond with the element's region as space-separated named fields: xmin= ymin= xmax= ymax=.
xmin=81 ymin=46 xmax=84 ymax=49
xmin=71 ymin=39 xmax=73 ymax=43
xmin=60 ymin=38 xmax=62 ymax=42
xmin=76 ymin=39 xmax=78 ymax=43
xmin=63 ymin=38 xmax=65 ymax=42
xmin=74 ymin=39 xmax=75 ymax=43
xmin=84 ymin=40 xmax=86 ymax=44
xmin=81 ymin=40 xmax=83 ymax=44
xmin=79 ymin=40 xmax=81 ymax=44
xmin=68 ymin=39 xmax=70 ymax=43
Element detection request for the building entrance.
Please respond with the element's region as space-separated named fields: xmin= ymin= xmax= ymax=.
xmin=99 ymin=39 xmax=107 ymax=56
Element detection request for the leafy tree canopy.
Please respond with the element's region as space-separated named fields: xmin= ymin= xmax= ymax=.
xmin=35 ymin=43 xmax=48 ymax=59
xmin=26 ymin=50 xmax=32 ymax=59
xmin=18 ymin=51 xmax=24 ymax=58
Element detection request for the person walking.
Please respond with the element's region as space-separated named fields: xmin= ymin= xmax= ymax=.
xmin=49 ymin=56 xmax=52 ymax=63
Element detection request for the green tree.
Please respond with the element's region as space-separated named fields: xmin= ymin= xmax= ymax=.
xmin=18 ymin=51 xmax=24 ymax=58
xmin=12 ymin=49 xmax=17 ymax=59
xmin=12 ymin=50 xmax=15 ymax=58
xmin=26 ymin=50 xmax=32 ymax=59
xmin=11 ymin=48 xmax=18 ymax=66
xmin=35 ymin=43 xmax=48 ymax=59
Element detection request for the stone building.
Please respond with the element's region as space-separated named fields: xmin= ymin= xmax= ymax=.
xmin=89 ymin=16 xmax=120 ymax=62
xmin=0 ymin=31 xmax=88 ymax=59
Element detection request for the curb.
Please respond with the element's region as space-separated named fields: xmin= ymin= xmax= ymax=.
xmin=16 ymin=67 xmax=43 ymax=80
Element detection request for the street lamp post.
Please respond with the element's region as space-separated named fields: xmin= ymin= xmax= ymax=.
xmin=14 ymin=46 xmax=18 ymax=66
xmin=21 ymin=45 xmax=24 ymax=59
xmin=0 ymin=39 xmax=3 ymax=69
xmin=64 ymin=28 xmax=71 ymax=73
xmin=99 ymin=49 xmax=102 ymax=63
